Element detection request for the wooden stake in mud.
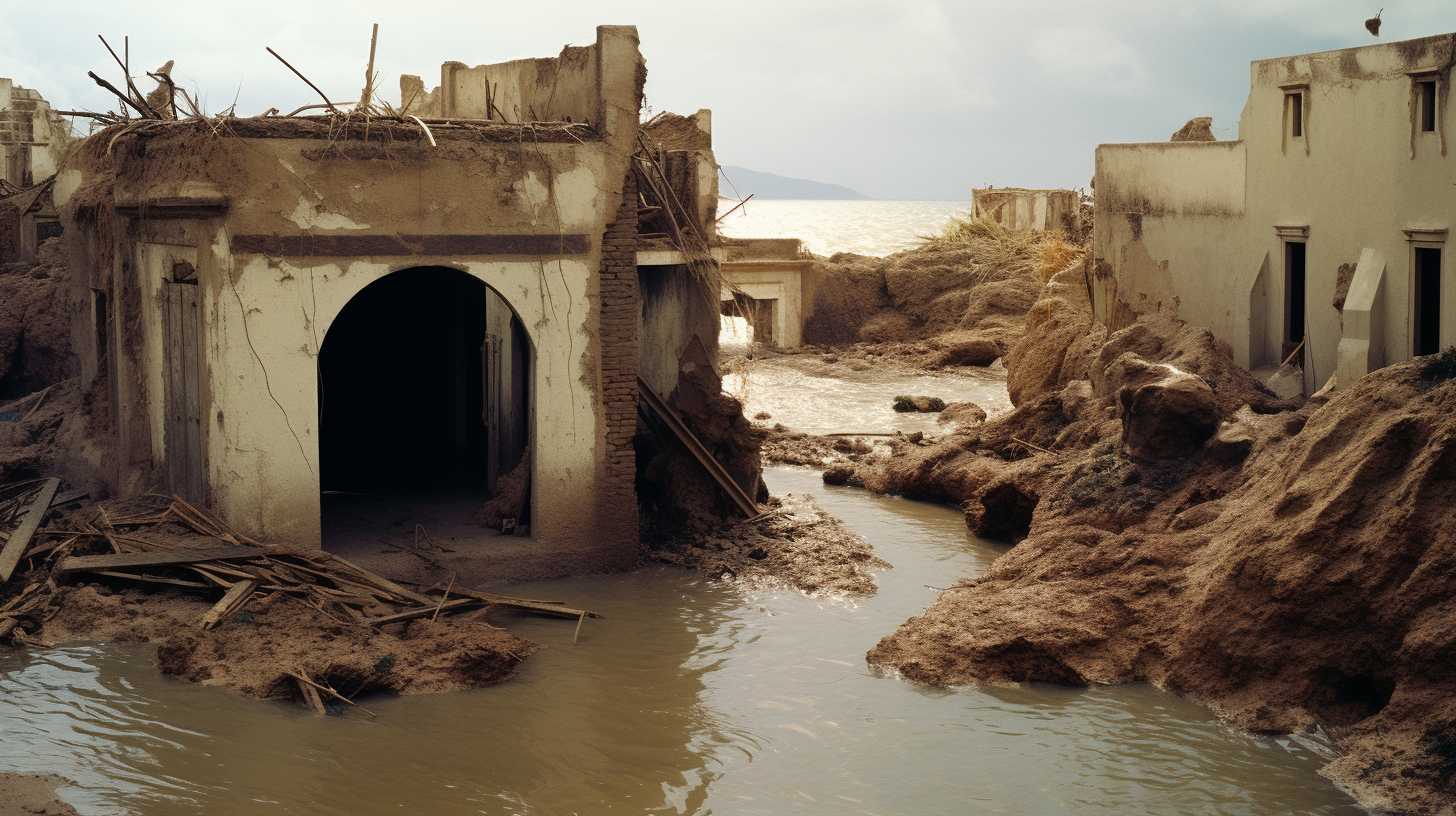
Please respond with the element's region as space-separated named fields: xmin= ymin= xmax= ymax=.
xmin=296 ymin=675 xmax=327 ymax=716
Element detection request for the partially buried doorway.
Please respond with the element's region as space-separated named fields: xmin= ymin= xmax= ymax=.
xmin=319 ymin=266 xmax=531 ymax=557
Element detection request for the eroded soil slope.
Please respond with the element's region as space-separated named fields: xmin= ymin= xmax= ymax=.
xmin=800 ymin=220 xmax=1082 ymax=367
xmin=860 ymin=263 xmax=1456 ymax=814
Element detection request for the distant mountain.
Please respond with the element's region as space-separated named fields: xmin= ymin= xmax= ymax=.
xmin=718 ymin=165 xmax=869 ymax=200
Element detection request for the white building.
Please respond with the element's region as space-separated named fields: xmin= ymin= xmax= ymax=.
xmin=1093 ymin=34 xmax=1455 ymax=393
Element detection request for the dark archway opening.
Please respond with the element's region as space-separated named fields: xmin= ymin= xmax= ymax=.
xmin=319 ymin=266 xmax=531 ymax=554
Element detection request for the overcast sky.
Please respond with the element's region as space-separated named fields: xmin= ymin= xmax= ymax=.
xmin=2 ymin=1 xmax=1450 ymax=199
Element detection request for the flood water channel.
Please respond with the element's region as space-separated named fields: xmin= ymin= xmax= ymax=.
xmin=1 ymin=460 xmax=1362 ymax=814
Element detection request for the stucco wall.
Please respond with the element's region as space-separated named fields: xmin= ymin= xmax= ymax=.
xmin=639 ymin=264 xmax=721 ymax=397
xmin=57 ymin=26 xmax=646 ymax=554
xmin=1095 ymin=33 xmax=1456 ymax=385
xmin=103 ymin=131 xmax=624 ymax=550
xmin=1094 ymin=141 xmax=1261 ymax=365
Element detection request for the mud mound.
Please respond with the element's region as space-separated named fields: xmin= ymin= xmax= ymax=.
xmin=0 ymin=238 xmax=74 ymax=399
xmin=800 ymin=224 xmax=1081 ymax=353
xmin=801 ymin=254 xmax=889 ymax=345
xmin=868 ymin=362 xmax=1456 ymax=815
xmin=0 ymin=380 xmax=109 ymax=491
xmin=651 ymin=493 xmax=887 ymax=594
xmin=47 ymin=584 xmax=532 ymax=701
xmin=1003 ymin=261 xmax=1105 ymax=405
xmin=0 ymin=773 xmax=79 ymax=816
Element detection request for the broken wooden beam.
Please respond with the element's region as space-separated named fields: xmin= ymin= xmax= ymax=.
xmin=365 ymin=598 xmax=485 ymax=626
xmin=445 ymin=587 xmax=601 ymax=620
xmin=200 ymin=579 xmax=256 ymax=630
xmin=0 ymin=478 xmax=60 ymax=585
xmin=636 ymin=377 xmax=759 ymax=517
xmin=92 ymin=570 xmax=211 ymax=590
xmin=57 ymin=545 xmax=265 ymax=574
xmin=296 ymin=675 xmax=327 ymax=716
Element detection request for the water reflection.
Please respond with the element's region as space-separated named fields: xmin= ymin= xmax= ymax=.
xmin=0 ymin=467 xmax=1362 ymax=815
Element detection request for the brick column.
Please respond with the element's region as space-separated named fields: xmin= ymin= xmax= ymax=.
xmin=594 ymin=169 xmax=640 ymax=550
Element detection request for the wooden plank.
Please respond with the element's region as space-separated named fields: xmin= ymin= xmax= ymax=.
xmin=57 ymin=545 xmax=264 ymax=574
xmin=163 ymin=285 xmax=186 ymax=495
xmin=180 ymin=285 xmax=205 ymax=503
xmin=200 ymin=579 xmax=255 ymax=629
xmin=365 ymin=598 xmax=485 ymax=626
xmin=636 ymin=377 xmax=758 ymax=517
xmin=49 ymin=488 xmax=89 ymax=508
xmin=447 ymin=587 xmax=600 ymax=620
xmin=94 ymin=570 xmax=211 ymax=590
xmin=322 ymin=554 xmax=436 ymax=606
xmin=0 ymin=478 xmax=60 ymax=584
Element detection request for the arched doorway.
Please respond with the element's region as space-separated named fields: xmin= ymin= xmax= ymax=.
xmin=319 ymin=266 xmax=531 ymax=552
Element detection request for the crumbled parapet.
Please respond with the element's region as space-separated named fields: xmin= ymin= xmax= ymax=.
xmin=1169 ymin=116 xmax=1215 ymax=142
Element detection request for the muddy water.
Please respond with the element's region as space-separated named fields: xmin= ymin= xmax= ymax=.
xmin=0 ymin=467 xmax=1360 ymax=815
xmin=722 ymin=354 xmax=1013 ymax=436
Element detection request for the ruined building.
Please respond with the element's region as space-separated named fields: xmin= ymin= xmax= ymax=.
xmin=1 ymin=80 xmax=71 ymax=265
xmin=971 ymin=187 xmax=1081 ymax=235
xmin=1093 ymin=33 xmax=1454 ymax=393
xmin=53 ymin=26 xmax=744 ymax=573
xmin=0 ymin=78 xmax=71 ymax=189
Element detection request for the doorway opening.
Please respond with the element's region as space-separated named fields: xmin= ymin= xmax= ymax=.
xmin=1414 ymin=246 xmax=1443 ymax=356
xmin=1284 ymin=241 xmax=1307 ymax=364
xmin=319 ymin=266 xmax=531 ymax=556
xmin=721 ymin=293 xmax=775 ymax=349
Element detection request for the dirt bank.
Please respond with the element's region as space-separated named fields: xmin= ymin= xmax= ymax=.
xmin=0 ymin=773 xmax=79 ymax=816
xmin=0 ymin=239 xmax=75 ymax=401
xmin=800 ymin=220 xmax=1083 ymax=367
xmin=857 ymin=261 xmax=1456 ymax=813
xmin=648 ymin=493 xmax=886 ymax=595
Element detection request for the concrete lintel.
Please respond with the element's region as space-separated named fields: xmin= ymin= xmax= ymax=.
xmin=1403 ymin=226 xmax=1449 ymax=243
xmin=721 ymin=259 xmax=815 ymax=271
xmin=1273 ymin=224 xmax=1310 ymax=240
xmin=636 ymin=247 xmax=727 ymax=266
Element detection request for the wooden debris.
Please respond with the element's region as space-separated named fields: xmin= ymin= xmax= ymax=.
xmin=366 ymin=598 xmax=485 ymax=627
xmin=0 ymin=478 xmax=60 ymax=585
xmin=287 ymin=669 xmax=375 ymax=718
xmin=200 ymin=579 xmax=256 ymax=630
xmin=296 ymin=675 xmax=328 ymax=716
xmin=57 ymin=545 xmax=266 ymax=574
xmin=0 ymin=479 xmax=598 ymax=710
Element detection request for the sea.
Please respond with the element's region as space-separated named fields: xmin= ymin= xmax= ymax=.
xmin=715 ymin=198 xmax=969 ymax=258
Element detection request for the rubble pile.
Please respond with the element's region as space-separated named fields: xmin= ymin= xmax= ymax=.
xmin=0 ymin=482 xmax=600 ymax=711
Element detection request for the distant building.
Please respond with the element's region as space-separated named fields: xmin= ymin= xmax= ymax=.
xmin=0 ymin=78 xmax=72 ymax=188
xmin=1093 ymin=34 xmax=1454 ymax=393
xmin=972 ymin=187 xmax=1081 ymax=234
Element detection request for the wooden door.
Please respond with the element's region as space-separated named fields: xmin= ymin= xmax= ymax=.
xmin=162 ymin=274 xmax=204 ymax=502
